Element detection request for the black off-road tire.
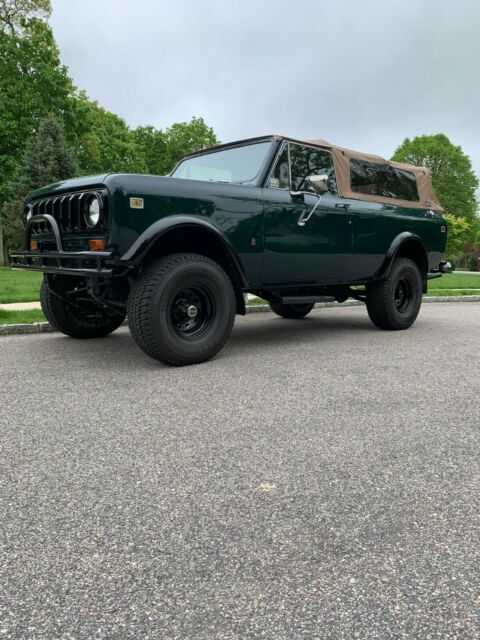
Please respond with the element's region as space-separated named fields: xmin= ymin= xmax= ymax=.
xmin=366 ymin=258 xmax=423 ymax=330
xmin=269 ymin=302 xmax=314 ymax=319
xmin=127 ymin=253 xmax=236 ymax=366
xmin=40 ymin=277 xmax=126 ymax=339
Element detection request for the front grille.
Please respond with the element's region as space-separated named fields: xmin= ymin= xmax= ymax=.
xmin=27 ymin=189 xmax=108 ymax=235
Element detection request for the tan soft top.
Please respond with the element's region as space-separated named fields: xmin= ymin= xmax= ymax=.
xmin=307 ymin=138 xmax=442 ymax=210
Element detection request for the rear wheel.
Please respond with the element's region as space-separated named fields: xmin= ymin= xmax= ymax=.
xmin=366 ymin=258 xmax=423 ymax=330
xmin=269 ymin=302 xmax=314 ymax=319
xmin=127 ymin=253 xmax=236 ymax=366
xmin=40 ymin=276 xmax=125 ymax=338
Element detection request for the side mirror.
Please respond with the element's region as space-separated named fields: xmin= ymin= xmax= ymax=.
xmin=306 ymin=174 xmax=329 ymax=195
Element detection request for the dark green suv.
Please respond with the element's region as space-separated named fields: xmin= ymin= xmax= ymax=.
xmin=10 ymin=135 xmax=448 ymax=365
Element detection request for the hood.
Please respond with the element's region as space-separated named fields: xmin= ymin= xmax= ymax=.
xmin=27 ymin=174 xmax=111 ymax=200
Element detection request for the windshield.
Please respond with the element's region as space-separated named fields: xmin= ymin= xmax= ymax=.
xmin=172 ymin=141 xmax=273 ymax=184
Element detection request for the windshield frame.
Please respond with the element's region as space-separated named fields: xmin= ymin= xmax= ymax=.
xmin=170 ymin=136 xmax=280 ymax=187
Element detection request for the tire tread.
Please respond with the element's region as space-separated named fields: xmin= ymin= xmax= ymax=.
xmin=127 ymin=253 xmax=236 ymax=365
xmin=366 ymin=258 xmax=422 ymax=330
xmin=40 ymin=278 xmax=125 ymax=339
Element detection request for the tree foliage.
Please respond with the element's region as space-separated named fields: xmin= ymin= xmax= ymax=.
xmin=391 ymin=134 xmax=479 ymax=221
xmin=442 ymin=213 xmax=471 ymax=259
xmin=133 ymin=125 xmax=167 ymax=176
xmin=462 ymin=212 xmax=480 ymax=270
xmin=0 ymin=16 xmax=74 ymax=202
xmin=134 ymin=117 xmax=218 ymax=176
xmin=74 ymin=94 xmax=147 ymax=175
xmin=1 ymin=117 xmax=76 ymax=249
xmin=0 ymin=4 xmax=219 ymax=262
xmin=0 ymin=0 xmax=51 ymax=34
xmin=158 ymin=117 xmax=218 ymax=175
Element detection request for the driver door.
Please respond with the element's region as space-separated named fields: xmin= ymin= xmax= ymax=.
xmin=261 ymin=142 xmax=354 ymax=286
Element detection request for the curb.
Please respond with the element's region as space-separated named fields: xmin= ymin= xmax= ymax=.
xmin=0 ymin=321 xmax=56 ymax=336
xmin=1 ymin=296 xmax=479 ymax=336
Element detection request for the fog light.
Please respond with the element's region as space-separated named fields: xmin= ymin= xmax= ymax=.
xmin=30 ymin=240 xmax=38 ymax=251
xmin=89 ymin=239 xmax=105 ymax=251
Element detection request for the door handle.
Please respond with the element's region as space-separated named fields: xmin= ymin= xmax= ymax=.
xmin=335 ymin=203 xmax=350 ymax=210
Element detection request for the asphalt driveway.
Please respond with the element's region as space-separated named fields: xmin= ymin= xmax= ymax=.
xmin=0 ymin=303 xmax=479 ymax=639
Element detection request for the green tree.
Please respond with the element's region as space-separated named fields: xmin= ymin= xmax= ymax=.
xmin=74 ymin=95 xmax=146 ymax=175
xmin=442 ymin=213 xmax=471 ymax=261
xmin=0 ymin=16 xmax=74 ymax=201
xmin=463 ymin=212 xmax=480 ymax=270
xmin=134 ymin=117 xmax=218 ymax=176
xmin=0 ymin=2 xmax=219 ymax=262
xmin=161 ymin=117 xmax=218 ymax=174
xmin=0 ymin=0 xmax=51 ymax=34
xmin=391 ymin=134 xmax=479 ymax=221
xmin=0 ymin=11 xmax=75 ymax=263
xmin=133 ymin=125 xmax=167 ymax=175
xmin=1 ymin=117 xmax=76 ymax=252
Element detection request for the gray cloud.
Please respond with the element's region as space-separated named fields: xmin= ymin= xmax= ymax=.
xmin=51 ymin=0 xmax=480 ymax=176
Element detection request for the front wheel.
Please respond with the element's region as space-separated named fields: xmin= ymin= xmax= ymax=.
xmin=269 ymin=302 xmax=314 ymax=319
xmin=40 ymin=276 xmax=126 ymax=338
xmin=127 ymin=253 xmax=236 ymax=366
xmin=366 ymin=258 xmax=423 ymax=330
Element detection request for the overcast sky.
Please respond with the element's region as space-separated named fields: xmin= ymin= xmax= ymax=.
xmin=50 ymin=0 xmax=480 ymax=177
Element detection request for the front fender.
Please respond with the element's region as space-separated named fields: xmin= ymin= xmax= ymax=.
xmin=120 ymin=215 xmax=248 ymax=287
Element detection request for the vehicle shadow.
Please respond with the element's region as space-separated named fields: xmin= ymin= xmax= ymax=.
xmin=228 ymin=310 xmax=374 ymax=350
xmin=35 ymin=309 xmax=375 ymax=370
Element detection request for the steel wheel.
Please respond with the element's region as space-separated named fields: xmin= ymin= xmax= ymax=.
xmin=394 ymin=277 xmax=414 ymax=313
xmin=170 ymin=286 xmax=216 ymax=340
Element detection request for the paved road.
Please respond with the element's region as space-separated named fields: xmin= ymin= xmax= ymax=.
xmin=1 ymin=303 xmax=479 ymax=639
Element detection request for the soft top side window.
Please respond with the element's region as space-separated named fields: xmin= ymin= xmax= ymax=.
xmin=350 ymin=159 xmax=419 ymax=202
xmin=289 ymin=144 xmax=337 ymax=195
xmin=267 ymin=143 xmax=338 ymax=195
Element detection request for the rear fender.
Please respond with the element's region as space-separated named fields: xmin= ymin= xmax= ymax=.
xmin=376 ymin=233 xmax=429 ymax=292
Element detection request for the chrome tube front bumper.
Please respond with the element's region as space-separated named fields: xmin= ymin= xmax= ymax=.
xmin=9 ymin=214 xmax=114 ymax=276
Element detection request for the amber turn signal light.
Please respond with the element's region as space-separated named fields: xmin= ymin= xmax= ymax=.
xmin=30 ymin=240 xmax=38 ymax=251
xmin=89 ymin=239 xmax=105 ymax=251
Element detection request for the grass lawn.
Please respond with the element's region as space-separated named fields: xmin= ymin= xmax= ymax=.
xmin=427 ymin=289 xmax=480 ymax=296
xmin=0 ymin=268 xmax=42 ymax=303
xmin=427 ymin=272 xmax=480 ymax=292
xmin=0 ymin=308 xmax=46 ymax=325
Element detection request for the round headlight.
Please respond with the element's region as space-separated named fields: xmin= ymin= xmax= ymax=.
xmin=85 ymin=195 xmax=101 ymax=228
